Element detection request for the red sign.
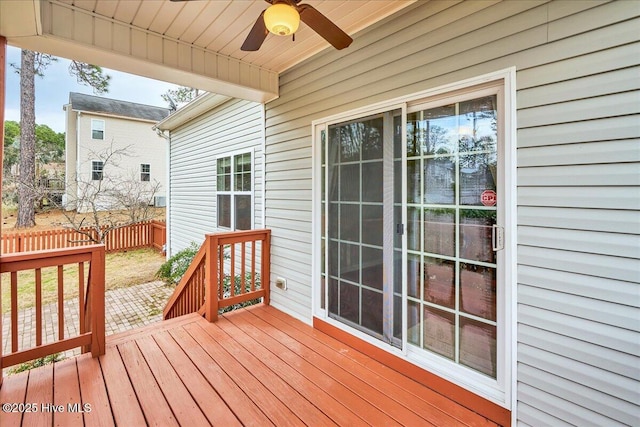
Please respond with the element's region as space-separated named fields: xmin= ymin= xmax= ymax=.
xmin=481 ymin=190 xmax=497 ymax=206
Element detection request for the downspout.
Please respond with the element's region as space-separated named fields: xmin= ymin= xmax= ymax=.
xmin=154 ymin=126 xmax=171 ymax=258
xmin=76 ymin=111 xmax=81 ymax=210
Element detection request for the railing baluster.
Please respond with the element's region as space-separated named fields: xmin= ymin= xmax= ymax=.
xmin=36 ymin=268 xmax=42 ymax=346
xmin=79 ymin=261 xmax=85 ymax=335
xmin=58 ymin=265 xmax=64 ymax=340
xmin=11 ymin=272 xmax=18 ymax=352
xmin=251 ymin=241 xmax=256 ymax=292
xmin=230 ymin=243 xmax=235 ymax=298
xmin=218 ymin=244 xmax=224 ymax=300
xmin=241 ymin=242 xmax=246 ymax=296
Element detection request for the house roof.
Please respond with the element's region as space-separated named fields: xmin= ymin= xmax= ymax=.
xmin=155 ymin=93 xmax=233 ymax=131
xmin=69 ymin=92 xmax=171 ymax=122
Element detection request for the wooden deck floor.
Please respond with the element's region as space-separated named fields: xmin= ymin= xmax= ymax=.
xmin=0 ymin=305 xmax=498 ymax=426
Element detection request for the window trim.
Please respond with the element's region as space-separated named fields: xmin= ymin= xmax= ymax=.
xmin=91 ymin=119 xmax=105 ymax=140
xmin=215 ymin=148 xmax=254 ymax=230
xmin=311 ymin=68 xmax=517 ymax=409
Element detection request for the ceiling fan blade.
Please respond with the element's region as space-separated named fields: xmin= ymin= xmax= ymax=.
xmin=241 ymin=11 xmax=269 ymax=51
xmin=298 ymin=3 xmax=353 ymax=50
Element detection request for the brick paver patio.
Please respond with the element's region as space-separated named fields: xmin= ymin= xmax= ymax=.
xmin=2 ymin=281 xmax=175 ymax=360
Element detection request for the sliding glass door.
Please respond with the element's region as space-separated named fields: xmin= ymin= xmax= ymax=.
xmin=317 ymin=80 xmax=507 ymax=391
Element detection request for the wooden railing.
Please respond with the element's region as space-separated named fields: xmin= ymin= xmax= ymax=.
xmin=1 ymin=220 xmax=166 ymax=254
xmin=163 ymin=229 xmax=271 ymax=322
xmin=0 ymin=245 xmax=106 ymax=377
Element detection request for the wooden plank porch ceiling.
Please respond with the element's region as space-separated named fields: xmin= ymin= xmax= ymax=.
xmin=0 ymin=305 xmax=498 ymax=427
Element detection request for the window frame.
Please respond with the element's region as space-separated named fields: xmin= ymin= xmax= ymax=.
xmin=140 ymin=163 xmax=151 ymax=182
xmin=91 ymin=160 xmax=104 ymax=181
xmin=91 ymin=119 xmax=105 ymax=140
xmin=215 ymin=149 xmax=254 ymax=230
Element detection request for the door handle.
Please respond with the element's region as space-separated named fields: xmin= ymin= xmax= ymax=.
xmin=492 ymin=225 xmax=504 ymax=252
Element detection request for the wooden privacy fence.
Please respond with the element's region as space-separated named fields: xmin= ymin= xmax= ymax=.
xmin=1 ymin=220 xmax=166 ymax=254
xmin=0 ymin=245 xmax=106 ymax=381
xmin=163 ymin=229 xmax=271 ymax=322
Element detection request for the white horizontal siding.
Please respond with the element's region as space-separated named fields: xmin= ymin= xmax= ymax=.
xmin=518 ymin=139 xmax=640 ymax=167
xmin=169 ymin=99 xmax=263 ymax=255
xmin=263 ymin=0 xmax=640 ymax=423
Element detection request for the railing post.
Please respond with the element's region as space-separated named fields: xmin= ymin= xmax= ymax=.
xmin=262 ymin=230 xmax=271 ymax=306
xmin=204 ymin=235 xmax=219 ymax=322
xmin=90 ymin=245 xmax=106 ymax=356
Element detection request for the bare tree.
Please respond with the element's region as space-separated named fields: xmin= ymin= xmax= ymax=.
xmin=50 ymin=142 xmax=162 ymax=244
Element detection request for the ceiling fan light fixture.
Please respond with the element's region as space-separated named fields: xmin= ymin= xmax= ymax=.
xmin=264 ymin=3 xmax=300 ymax=36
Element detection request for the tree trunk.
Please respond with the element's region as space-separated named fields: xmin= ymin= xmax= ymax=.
xmin=17 ymin=49 xmax=36 ymax=228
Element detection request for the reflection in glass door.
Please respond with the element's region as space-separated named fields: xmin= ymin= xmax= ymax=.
xmin=406 ymin=95 xmax=499 ymax=378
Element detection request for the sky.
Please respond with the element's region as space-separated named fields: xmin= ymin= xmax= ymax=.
xmin=4 ymin=45 xmax=181 ymax=133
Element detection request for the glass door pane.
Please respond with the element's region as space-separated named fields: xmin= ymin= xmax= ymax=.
xmin=406 ymin=95 xmax=499 ymax=379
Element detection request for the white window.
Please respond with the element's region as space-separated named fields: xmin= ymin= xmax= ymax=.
xmin=312 ymin=70 xmax=516 ymax=407
xmin=91 ymin=119 xmax=105 ymax=140
xmin=141 ymin=164 xmax=150 ymax=182
xmin=216 ymin=151 xmax=253 ymax=230
xmin=92 ymin=161 xmax=104 ymax=181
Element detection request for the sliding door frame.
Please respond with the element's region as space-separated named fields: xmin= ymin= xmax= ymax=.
xmin=311 ymin=68 xmax=517 ymax=408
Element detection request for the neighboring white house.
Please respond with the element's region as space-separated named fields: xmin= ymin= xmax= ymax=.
xmin=155 ymin=93 xmax=264 ymax=255
xmin=63 ymin=92 xmax=170 ymax=212
xmin=158 ymin=2 xmax=639 ymax=426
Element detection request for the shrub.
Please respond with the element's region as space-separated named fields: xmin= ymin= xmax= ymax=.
xmin=220 ymin=272 xmax=262 ymax=313
xmin=9 ymin=353 xmax=63 ymax=374
xmin=158 ymin=242 xmax=262 ymax=314
xmin=156 ymin=242 xmax=200 ymax=284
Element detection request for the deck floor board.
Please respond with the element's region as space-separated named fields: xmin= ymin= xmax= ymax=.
xmin=53 ymin=358 xmax=83 ymax=427
xmin=222 ymin=312 xmax=404 ymax=426
xmin=1 ymin=305 xmax=501 ymax=426
xmin=76 ymin=356 xmax=114 ymax=427
xmin=170 ymin=324 xmax=277 ymax=426
xmin=251 ymin=306 xmax=496 ymax=427
xmin=151 ymin=330 xmax=242 ymax=427
xmin=189 ymin=320 xmax=306 ymax=427
xmin=236 ymin=308 xmax=438 ymax=427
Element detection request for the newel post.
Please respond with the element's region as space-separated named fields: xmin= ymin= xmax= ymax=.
xmin=262 ymin=230 xmax=271 ymax=306
xmin=90 ymin=245 xmax=106 ymax=356
xmin=204 ymin=235 xmax=219 ymax=322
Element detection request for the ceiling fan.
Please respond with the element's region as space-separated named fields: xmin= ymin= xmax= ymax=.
xmin=171 ymin=0 xmax=353 ymax=51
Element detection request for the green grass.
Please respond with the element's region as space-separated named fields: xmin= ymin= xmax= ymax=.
xmin=1 ymin=248 xmax=165 ymax=312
